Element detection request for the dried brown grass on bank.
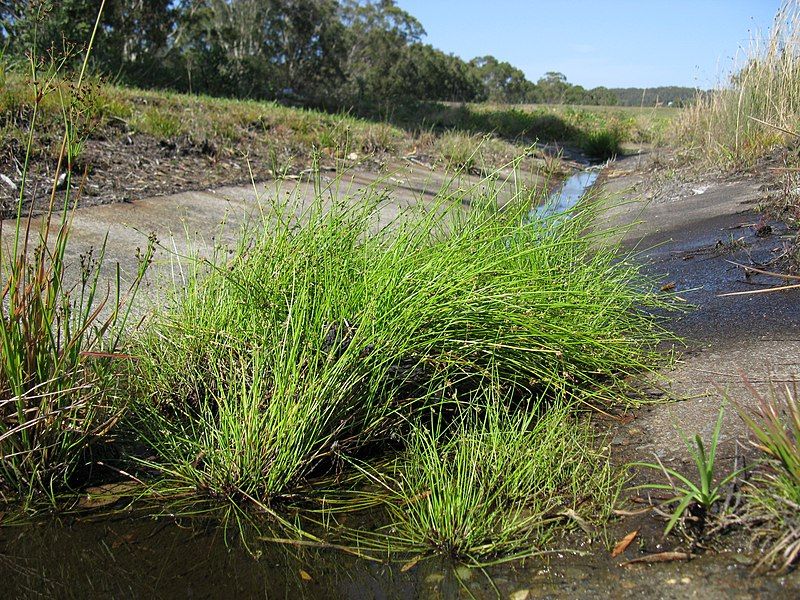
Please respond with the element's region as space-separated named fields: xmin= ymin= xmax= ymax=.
xmin=673 ymin=1 xmax=800 ymax=168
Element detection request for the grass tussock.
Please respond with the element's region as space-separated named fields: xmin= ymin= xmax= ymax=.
xmin=372 ymin=393 xmax=615 ymax=563
xmin=673 ymin=1 xmax=800 ymax=168
xmin=740 ymin=378 xmax=800 ymax=572
xmin=0 ymin=209 xmax=150 ymax=503
xmin=127 ymin=170 xmax=668 ymax=544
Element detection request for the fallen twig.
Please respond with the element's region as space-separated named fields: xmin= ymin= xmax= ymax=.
xmin=726 ymin=261 xmax=800 ymax=282
xmin=718 ymin=283 xmax=800 ymax=297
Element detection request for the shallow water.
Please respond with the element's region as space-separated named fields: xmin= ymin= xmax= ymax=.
xmin=533 ymin=170 xmax=599 ymax=219
xmin=2 ymin=514 xmax=798 ymax=599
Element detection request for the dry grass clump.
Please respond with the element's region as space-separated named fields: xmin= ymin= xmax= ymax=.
xmin=673 ymin=1 xmax=800 ymax=168
xmin=739 ymin=378 xmax=800 ymax=573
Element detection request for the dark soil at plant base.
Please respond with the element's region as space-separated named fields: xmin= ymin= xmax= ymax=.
xmin=0 ymin=126 xmax=371 ymax=219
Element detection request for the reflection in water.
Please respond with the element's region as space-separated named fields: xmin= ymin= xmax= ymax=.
xmin=0 ymin=517 xmax=436 ymax=599
xmin=533 ymin=170 xmax=599 ymax=219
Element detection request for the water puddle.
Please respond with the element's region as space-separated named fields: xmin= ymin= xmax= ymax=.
xmin=2 ymin=514 xmax=795 ymax=599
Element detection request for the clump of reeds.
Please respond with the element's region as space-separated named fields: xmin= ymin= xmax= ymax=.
xmin=739 ymin=378 xmax=800 ymax=572
xmin=128 ymin=167 xmax=668 ymax=524
xmin=583 ymin=127 xmax=624 ymax=161
xmin=367 ymin=387 xmax=615 ymax=563
xmin=0 ymin=3 xmax=152 ymax=504
xmin=674 ymin=0 xmax=800 ymax=167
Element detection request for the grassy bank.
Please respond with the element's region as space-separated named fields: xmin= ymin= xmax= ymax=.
xmin=418 ymin=102 xmax=678 ymax=154
xmin=0 ymin=59 xmax=674 ymax=218
xmin=673 ymin=2 xmax=800 ymax=168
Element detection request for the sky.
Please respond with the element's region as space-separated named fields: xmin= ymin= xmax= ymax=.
xmin=394 ymin=1 xmax=783 ymax=89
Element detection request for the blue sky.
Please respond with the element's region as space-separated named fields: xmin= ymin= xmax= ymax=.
xmin=395 ymin=1 xmax=782 ymax=89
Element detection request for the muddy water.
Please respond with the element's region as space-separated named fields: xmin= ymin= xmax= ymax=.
xmin=2 ymin=514 xmax=798 ymax=599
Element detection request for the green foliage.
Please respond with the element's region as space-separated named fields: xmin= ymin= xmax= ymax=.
xmin=139 ymin=108 xmax=182 ymax=139
xmin=583 ymin=127 xmax=625 ymax=160
xmin=129 ymin=171 xmax=669 ymax=509
xmin=607 ymin=86 xmax=700 ymax=107
xmin=0 ymin=2 xmax=639 ymax=112
xmin=635 ymin=405 xmax=746 ymax=536
xmin=470 ymin=56 xmax=529 ymax=104
xmin=739 ymin=378 xmax=800 ymax=572
xmin=372 ymin=395 xmax=616 ymax=562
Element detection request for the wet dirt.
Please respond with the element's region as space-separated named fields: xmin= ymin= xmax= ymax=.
xmin=597 ymin=154 xmax=800 ymax=470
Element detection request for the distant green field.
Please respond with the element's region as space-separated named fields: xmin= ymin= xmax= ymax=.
xmin=465 ymin=102 xmax=680 ymax=145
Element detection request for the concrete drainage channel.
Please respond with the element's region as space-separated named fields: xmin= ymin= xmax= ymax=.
xmin=2 ymin=161 xmax=799 ymax=599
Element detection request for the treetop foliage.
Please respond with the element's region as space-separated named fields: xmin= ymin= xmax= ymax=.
xmin=0 ymin=1 xmax=694 ymax=112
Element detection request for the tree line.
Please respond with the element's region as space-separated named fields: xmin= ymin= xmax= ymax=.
xmin=1 ymin=1 xmax=690 ymax=113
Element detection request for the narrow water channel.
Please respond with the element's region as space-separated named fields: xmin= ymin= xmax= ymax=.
xmin=534 ymin=169 xmax=599 ymax=219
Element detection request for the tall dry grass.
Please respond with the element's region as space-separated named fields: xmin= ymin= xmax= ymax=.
xmin=674 ymin=1 xmax=800 ymax=167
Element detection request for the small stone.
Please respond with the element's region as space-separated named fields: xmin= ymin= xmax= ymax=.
xmin=455 ymin=565 xmax=472 ymax=581
xmin=681 ymin=577 xmax=691 ymax=584
xmin=666 ymin=578 xmax=677 ymax=585
xmin=347 ymin=152 xmax=359 ymax=161
xmin=509 ymin=590 xmax=530 ymax=600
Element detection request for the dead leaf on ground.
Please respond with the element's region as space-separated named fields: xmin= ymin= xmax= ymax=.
xmin=611 ymin=530 xmax=639 ymax=557
xmin=660 ymin=281 xmax=676 ymax=292
xmin=299 ymin=569 xmax=312 ymax=581
xmin=620 ymin=551 xmax=693 ymax=567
